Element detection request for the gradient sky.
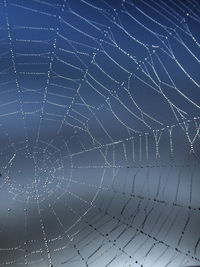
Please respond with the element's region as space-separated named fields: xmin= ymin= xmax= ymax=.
xmin=0 ymin=0 xmax=200 ymax=266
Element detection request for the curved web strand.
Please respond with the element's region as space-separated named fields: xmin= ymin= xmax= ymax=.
xmin=0 ymin=0 xmax=199 ymax=266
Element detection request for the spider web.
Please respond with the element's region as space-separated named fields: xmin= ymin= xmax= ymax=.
xmin=0 ymin=0 xmax=200 ymax=266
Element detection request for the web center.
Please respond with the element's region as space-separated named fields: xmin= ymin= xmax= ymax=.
xmin=8 ymin=150 xmax=38 ymax=187
xmin=3 ymin=144 xmax=66 ymax=203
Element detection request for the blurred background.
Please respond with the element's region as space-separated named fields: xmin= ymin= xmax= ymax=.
xmin=0 ymin=0 xmax=200 ymax=266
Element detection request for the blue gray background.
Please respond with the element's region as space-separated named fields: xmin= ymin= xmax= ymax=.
xmin=0 ymin=0 xmax=200 ymax=266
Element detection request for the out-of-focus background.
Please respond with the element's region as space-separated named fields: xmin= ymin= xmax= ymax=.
xmin=0 ymin=0 xmax=200 ymax=266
